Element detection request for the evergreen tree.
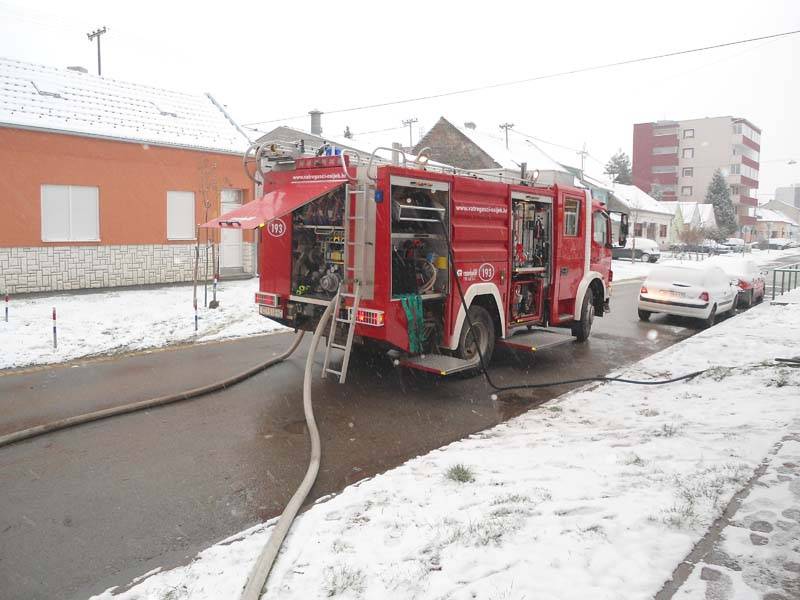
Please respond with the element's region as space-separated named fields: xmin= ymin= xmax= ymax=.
xmin=604 ymin=150 xmax=632 ymax=184
xmin=705 ymin=169 xmax=738 ymax=236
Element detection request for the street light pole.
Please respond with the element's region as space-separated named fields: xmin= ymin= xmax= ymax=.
xmin=87 ymin=27 xmax=107 ymax=75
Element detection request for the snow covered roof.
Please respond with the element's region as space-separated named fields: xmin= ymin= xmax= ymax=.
xmin=0 ymin=56 xmax=250 ymax=154
xmin=453 ymin=124 xmax=569 ymax=175
xmin=674 ymin=202 xmax=717 ymax=227
xmin=609 ymin=183 xmax=672 ymax=215
xmin=756 ymin=208 xmax=798 ymax=226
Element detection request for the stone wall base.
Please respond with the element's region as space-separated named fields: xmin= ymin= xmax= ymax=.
xmin=0 ymin=243 xmax=255 ymax=295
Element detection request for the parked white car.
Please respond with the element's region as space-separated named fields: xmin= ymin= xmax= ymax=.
xmin=612 ymin=237 xmax=661 ymax=262
xmin=704 ymin=256 xmax=766 ymax=307
xmin=637 ymin=263 xmax=738 ymax=327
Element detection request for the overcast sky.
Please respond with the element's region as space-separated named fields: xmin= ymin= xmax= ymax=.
xmin=2 ymin=0 xmax=798 ymax=198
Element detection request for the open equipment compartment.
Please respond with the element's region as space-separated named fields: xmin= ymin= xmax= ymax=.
xmin=290 ymin=183 xmax=347 ymax=300
xmin=510 ymin=191 xmax=553 ymax=325
xmin=389 ymin=176 xmax=451 ymax=352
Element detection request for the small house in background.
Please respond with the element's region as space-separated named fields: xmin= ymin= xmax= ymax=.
xmin=755 ymin=208 xmax=799 ymax=241
xmin=0 ymin=57 xmax=254 ymax=295
xmin=412 ymin=117 xmax=573 ymax=185
xmin=761 ymin=199 xmax=800 ymax=240
xmin=663 ymin=202 xmax=718 ymax=246
xmin=605 ymin=184 xmax=673 ymax=248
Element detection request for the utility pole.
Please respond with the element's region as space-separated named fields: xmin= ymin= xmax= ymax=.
xmin=499 ymin=123 xmax=514 ymax=149
xmin=402 ymin=118 xmax=418 ymax=149
xmin=86 ymin=27 xmax=107 ymax=76
xmin=576 ymin=143 xmax=589 ymax=175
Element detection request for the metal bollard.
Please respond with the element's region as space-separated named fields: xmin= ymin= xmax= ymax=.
xmin=52 ymin=307 xmax=57 ymax=349
xmin=194 ymin=298 xmax=198 ymax=332
xmin=4 ymin=294 xmax=7 ymax=322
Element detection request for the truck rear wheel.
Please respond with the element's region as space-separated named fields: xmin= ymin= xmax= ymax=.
xmin=456 ymin=305 xmax=495 ymax=365
xmin=572 ymin=291 xmax=594 ymax=342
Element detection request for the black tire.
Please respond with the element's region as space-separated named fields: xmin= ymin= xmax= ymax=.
xmin=702 ymin=304 xmax=717 ymax=329
xmin=455 ymin=305 xmax=495 ymax=365
xmin=638 ymin=309 xmax=651 ymax=321
xmin=641 ymin=252 xmax=651 ymax=263
xmin=572 ymin=291 xmax=595 ymax=342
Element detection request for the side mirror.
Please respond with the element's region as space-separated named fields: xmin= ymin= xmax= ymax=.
xmin=619 ymin=213 xmax=629 ymax=247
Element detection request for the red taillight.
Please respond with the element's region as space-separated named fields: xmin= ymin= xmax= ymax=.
xmin=699 ymin=291 xmax=710 ymax=302
xmin=255 ymin=292 xmax=280 ymax=307
xmin=353 ymin=308 xmax=384 ymax=327
xmin=640 ymin=286 xmax=648 ymax=294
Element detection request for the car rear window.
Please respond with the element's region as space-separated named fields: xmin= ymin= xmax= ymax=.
xmin=647 ymin=266 xmax=706 ymax=285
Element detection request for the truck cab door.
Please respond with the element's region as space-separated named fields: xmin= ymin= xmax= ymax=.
xmin=590 ymin=210 xmax=612 ymax=284
xmin=551 ymin=192 xmax=585 ymax=322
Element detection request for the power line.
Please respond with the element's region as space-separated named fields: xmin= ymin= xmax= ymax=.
xmin=242 ymin=29 xmax=800 ymax=127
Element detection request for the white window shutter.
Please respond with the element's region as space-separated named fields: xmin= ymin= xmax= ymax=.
xmin=167 ymin=191 xmax=196 ymax=240
xmin=41 ymin=185 xmax=70 ymax=241
xmin=69 ymin=186 xmax=99 ymax=241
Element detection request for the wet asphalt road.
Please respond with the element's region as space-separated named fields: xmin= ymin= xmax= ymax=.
xmin=0 ymin=274 xmax=773 ymax=600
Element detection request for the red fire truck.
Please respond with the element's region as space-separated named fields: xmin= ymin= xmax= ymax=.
xmin=204 ymin=143 xmax=628 ymax=382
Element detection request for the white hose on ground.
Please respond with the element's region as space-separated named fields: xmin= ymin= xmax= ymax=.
xmin=0 ymin=331 xmax=306 ymax=449
xmin=240 ymin=300 xmax=335 ymax=600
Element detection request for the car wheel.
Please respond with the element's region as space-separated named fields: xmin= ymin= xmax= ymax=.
xmin=702 ymin=304 xmax=717 ymax=329
xmin=455 ymin=305 xmax=495 ymax=366
xmin=572 ymin=290 xmax=594 ymax=342
xmin=641 ymin=252 xmax=651 ymax=262
xmin=638 ymin=309 xmax=651 ymax=321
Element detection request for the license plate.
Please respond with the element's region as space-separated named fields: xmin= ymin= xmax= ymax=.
xmin=661 ymin=289 xmax=685 ymax=298
xmin=259 ymin=305 xmax=283 ymax=318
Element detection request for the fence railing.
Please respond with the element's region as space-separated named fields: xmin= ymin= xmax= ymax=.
xmin=772 ymin=262 xmax=800 ymax=300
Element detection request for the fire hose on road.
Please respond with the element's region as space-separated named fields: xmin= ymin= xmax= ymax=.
xmin=0 ymin=331 xmax=306 ymax=449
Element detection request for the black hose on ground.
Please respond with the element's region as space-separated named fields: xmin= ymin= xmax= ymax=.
xmin=435 ymin=218 xmax=707 ymax=394
xmin=0 ymin=331 xmax=306 ymax=449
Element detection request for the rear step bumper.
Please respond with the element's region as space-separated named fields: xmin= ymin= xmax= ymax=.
xmin=495 ymin=328 xmax=573 ymax=352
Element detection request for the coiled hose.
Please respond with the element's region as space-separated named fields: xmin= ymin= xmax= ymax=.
xmin=0 ymin=331 xmax=306 ymax=449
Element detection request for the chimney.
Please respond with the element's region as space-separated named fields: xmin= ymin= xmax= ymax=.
xmin=464 ymin=121 xmax=476 ymax=130
xmin=67 ymin=66 xmax=88 ymax=74
xmin=309 ymin=109 xmax=323 ymax=135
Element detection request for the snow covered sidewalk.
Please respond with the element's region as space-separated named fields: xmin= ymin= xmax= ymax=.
xmin=90 ymin=288 xmax=799 ymax=599
xmin=0 ymin=279 xmax=286 ymax=370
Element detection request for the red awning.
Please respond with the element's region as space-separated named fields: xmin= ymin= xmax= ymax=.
xmin=201 ymin=179 xmax=345 ymax=229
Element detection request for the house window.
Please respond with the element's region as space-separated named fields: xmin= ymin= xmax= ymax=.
xmin=41 ymin=184 xmax=99 ymax=242
xmin=651 ymin=166 xmax=678 ymax=174
xmin=730 ymin=185 xmax=740 ymax=197
xmin=683 ymin=129 xmax=695 ymax=139
xmin=730 ymin=164 xmax=740 ymax=175
xmin=167 ymin=191 xmax=196 ymax=240
xmin=564 ymin=198 xmax=580 ymax=236
xmin=652 ymin=146 xmax=678 ymax=155
xmin=682 ymin=148 xmax=694 ymax=159
xmin=681 ymin=186 xmax=693 ymax=196
xmin=660 ymin=224 xmax=667 ymax=237
xmin=634 ymin=222 xmax=643 ymax=236
xmin=682 ymin=167 xmax=693 ymax=177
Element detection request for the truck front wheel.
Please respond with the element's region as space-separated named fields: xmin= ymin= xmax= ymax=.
xmin=572 ymin=291 xmax=594 ymax=342
xmin=456 ymin=305 xmax=495 ymax=365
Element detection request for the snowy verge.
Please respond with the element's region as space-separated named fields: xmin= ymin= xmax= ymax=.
xmin=90 ymin=296 xmax=800 ymax=599
xmin=0 ymin=279 xmax=287 ymax=370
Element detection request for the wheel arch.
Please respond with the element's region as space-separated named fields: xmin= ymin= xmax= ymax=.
xmin=573 ymin=272 xmax=607 ymax=321
xmin=445 ymin=283 xmax=506 ymax=351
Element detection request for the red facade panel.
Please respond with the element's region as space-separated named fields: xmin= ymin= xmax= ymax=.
xmin=741 ymin=156 xmax=759 ymax=170
xmin=632 ymin=122 xmax=655 ymax=194
xmin=741 ymin=176 xmax=759 ymax=189
xmin=742 ymin=136 xmax=760 ymax=152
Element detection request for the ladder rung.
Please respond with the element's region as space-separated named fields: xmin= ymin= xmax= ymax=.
xmin=336 ymin=317 xmax=353 ymax=324
xmin=330 ymin=343 xmax=347 ymax=350
xmin=350 ymin=190 xmax=366 ymax=194
xmin=349 ymin=216 xmax=365 ymax=220
xmin=340 ymin=292 xmax=357 ymax=297
xmin=325 ymin=368 xmax=342 ymax=376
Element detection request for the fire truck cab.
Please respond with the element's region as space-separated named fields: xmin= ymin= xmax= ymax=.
xmin=204 ymin=143 xmax=628 ymax=380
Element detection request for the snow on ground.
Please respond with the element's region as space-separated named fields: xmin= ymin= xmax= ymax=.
xmin=0 ymin=279 xmax=286 ymax=370
xmin=90 ymin=290 xmax=800 ymax=599
xmin=674 ymin=436 xmax=800 ymax=600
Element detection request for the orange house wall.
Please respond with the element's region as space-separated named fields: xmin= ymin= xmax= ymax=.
xmin=0 ymin=127 xmax=254 ymax=247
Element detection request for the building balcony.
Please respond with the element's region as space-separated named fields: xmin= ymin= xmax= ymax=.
xmin=741 ymin=176 xmax=759 ymax=189
xmin=735 ymin=195 xmax=759 ymax=207
xmin=738 ymin=215 xmax=757 ymax=226
xmin=733 ymin=134 xmax=760 ymax=152
xmin=741 ymin=155 xmax=759 ymax=170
